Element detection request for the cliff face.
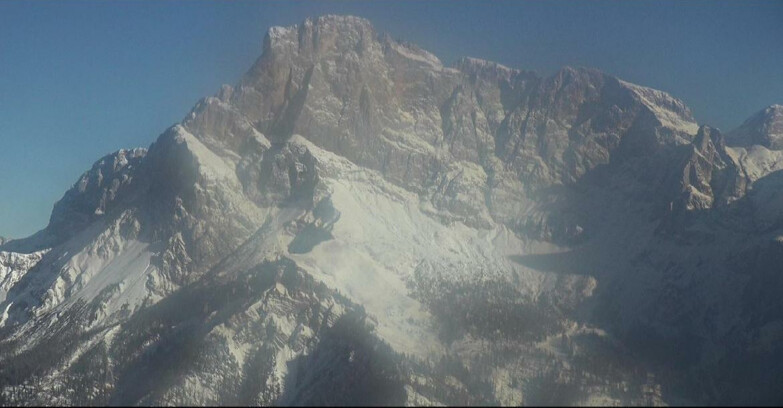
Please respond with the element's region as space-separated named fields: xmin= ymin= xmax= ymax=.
xmin=233 ymin=16 xmax=697 ymax=189
xmin=1 ymin=15 xmax=782 ymax=406
xmin=192 ymin=15 xmax=701 ymax=240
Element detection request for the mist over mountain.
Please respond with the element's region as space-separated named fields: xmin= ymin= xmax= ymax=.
xmin=1 ymin=15 xmax=782 ymax=406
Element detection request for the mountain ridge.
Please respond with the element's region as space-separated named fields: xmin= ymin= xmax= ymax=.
xmin=1 ymin=14 xmax=782 ymax=406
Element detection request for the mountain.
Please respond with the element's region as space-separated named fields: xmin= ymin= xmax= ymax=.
xmin=1 ymin=15 xmax=782 ymax=405
xmin=728 ymin=104 xmax=783 ymax=150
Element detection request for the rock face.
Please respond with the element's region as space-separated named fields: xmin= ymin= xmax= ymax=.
xmin=48 ymin=148 xmax=148 ymax=243
xmin=667 ymin=125 xmax=745 ymax=213
xmin=0 ymin=14 xmax=782 ymax=406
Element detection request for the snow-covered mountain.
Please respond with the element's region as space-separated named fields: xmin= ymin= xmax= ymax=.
xmin=1 ymin=15 xmax=782 ymax=405
xmin=728 ymin=104 xmax=783 ymax=150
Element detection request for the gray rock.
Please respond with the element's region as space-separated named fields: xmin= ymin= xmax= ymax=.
xmin=47 ymin=148 xmax=147 ymax=242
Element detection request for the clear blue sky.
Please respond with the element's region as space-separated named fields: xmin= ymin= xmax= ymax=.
xmin=1 ymin=0 xmax=781 ymax=238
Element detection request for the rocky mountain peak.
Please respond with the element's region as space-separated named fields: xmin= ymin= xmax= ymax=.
xmin=693 ymin=124 xmax=724 ymax=150
xmin=454 ymin=57 xmax=524 ymax=81
xmin=728 ymin=104 xmax=783 ymax=149
xmin=261 ymin=15 xmax=379 ymax=63
xmin=46 ymin=148 xmax=147 ymax=242
xmin=617 ymin=79 xmax=698 ymax=136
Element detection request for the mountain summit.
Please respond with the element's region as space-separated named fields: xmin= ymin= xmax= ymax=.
xmin=728 ymin=104 xmax=783 ymax=149
xmin=1 ymin=15 xmax=782 ymax=406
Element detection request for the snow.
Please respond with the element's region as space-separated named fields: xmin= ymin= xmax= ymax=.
xmin=725 ymin=144 xmax=783 ymax=182
xmin=0 ymin=211 xmax=162 ymax=337
xmin=0 ymin=249 xmax=48 ymax=303
xmin=0 ymin=302 xmax=12 ymax=327
xmin=213 ymin=323 xmax=251 ymax=368
xmin=67 ymin=240 xmax=154 ymax=323
xmin=388 ymin=41 xmax=444 ymax=70
xmin=459 ymin=57 xmax=518 ymax=78
xmin=0 ymin=249 xmax=49 ymax=327
xmin=267 ymin=25 xmax=293 ymax=42
xmin=619 ymin=79 xmax=699 ymax=135
xmin=173 ymin=125 xmax=238 ymax=183
xmin=285 ymin=135 xmax=557 ymax=358
xmin=0 ymin=14 xmax=753 ymax=404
